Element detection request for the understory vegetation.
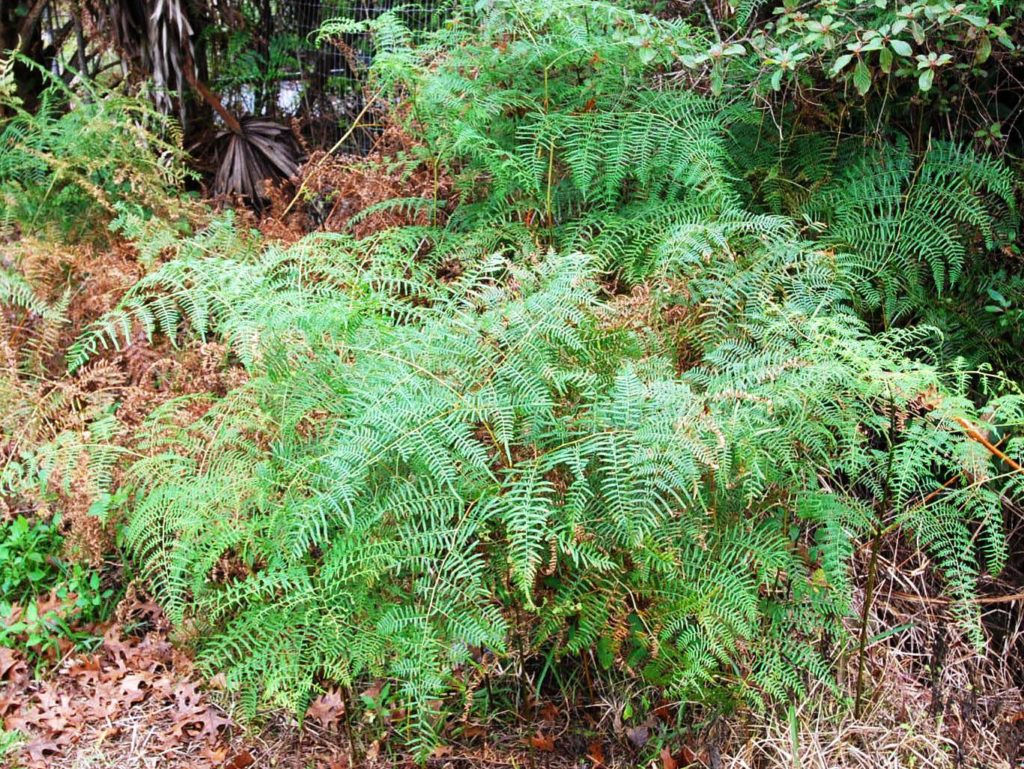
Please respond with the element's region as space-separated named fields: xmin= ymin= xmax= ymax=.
xmin=2 ymin=1 xmax=1024 ymax=765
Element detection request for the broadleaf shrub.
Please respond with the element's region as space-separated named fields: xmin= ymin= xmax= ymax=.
xmin=0 ymin=515 xmax=113 ymax=664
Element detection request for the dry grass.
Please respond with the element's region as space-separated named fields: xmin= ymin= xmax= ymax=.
xmin=722 ymin=530 xmax=1024 ymax=769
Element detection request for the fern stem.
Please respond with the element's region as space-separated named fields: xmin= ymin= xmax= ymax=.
xmin=432 ymin=156 xmax=440 ymax=229
xmin=545 ymin=137 xmax=555 ymax=231
xmin=855 ymin=389 xmax=898 ymax=718
xmin=853 ymin=524 xmax=881 ymax=719
xmin=282 ymin=85 xmax=386 ymax=217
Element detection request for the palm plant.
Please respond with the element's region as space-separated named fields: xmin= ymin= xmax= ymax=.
xmin=87 ymin=0 xmax=302 ymax=201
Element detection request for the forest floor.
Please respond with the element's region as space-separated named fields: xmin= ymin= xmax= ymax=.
xmin=4 ymin=562 xmax=1021 ymax=769
xmin=3 ymin=146 xmax=1023 ymax=769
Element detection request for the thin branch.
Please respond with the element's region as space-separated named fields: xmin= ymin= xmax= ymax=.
xmin=953 ymin=415 xmax=1024 ymax=474
xmin=17 ymin=0 xmax=49 ymax=51
xmin=282 ymin=86 xmax=385 ymax=217
xmin=182 ymin=50 xmax=243 ymax=135
xmin=701 ymin=0 xmax=722 ymax=42
xmin=888 ymin=589 xmax=1024 ymax=606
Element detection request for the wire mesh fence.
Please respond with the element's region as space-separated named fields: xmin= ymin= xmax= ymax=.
xmin=28 ymin=0 xmax=445 ymax=154
xmin=203 ymin=0 xmax=446 ymax=151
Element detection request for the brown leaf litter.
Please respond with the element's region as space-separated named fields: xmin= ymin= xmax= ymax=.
xmin=2 ymin=600 xmax=242 ymax=768
xmin=256 ymin=125 xmax=454 ymax=244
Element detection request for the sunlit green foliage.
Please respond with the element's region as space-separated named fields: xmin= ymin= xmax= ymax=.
xmin=0 ymin=515 xmax=113 ymax=663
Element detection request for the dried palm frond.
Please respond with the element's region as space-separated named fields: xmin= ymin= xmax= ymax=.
xmin=91 ymin=0 xmax=302 ymax=206
xmin=213 ymin=117 xmax=301 ymax=203
xmin=93 ymin=0 xmax=193 ymax=125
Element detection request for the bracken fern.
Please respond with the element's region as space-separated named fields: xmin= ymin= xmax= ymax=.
xmin=64 ymin=0 xmax=1024 ymax=755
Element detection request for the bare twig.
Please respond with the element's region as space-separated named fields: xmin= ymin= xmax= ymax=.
xmin=701 ymin=0 xmax=722 ymax=42
xmin=952 ymin=415 xmax=1024 ymax=474
xmin=282 ymin=86 xmax=385 ymax=217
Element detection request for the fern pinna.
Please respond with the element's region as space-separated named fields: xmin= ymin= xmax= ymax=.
xmin=62 ymin=0 xmax=1023 ymax=754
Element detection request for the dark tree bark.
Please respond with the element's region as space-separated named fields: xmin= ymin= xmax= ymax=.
xmin=1 ymin=0 xmax=55 ymax=112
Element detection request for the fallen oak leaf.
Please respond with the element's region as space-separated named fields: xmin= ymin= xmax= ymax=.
xmin=170 ymin=647 xmax=195 ymax=674
xmin=24 ymin=738 xmax=62 ymax=765
xmin=34 ymin=589 xmax=72 ymax=620
xmin=0 ymin=693 xmax=20 ymax=717
xmin=626 ymin=725 xmax=650 ymax=748
xmin=101 ymin=636 xmax=132 ymax=672
xmin=39 ymin=709 xmax=71 ymax=733
xmin=173 ymin=681 xmax=203 ymax=712
xmin=121 ymin=635 xmax=175 ymax=673
xmin=34 ymin=689 xmax=76 ymax=722
xmin=224 ymin=749 xmax=256 ymax=768
xmin=82 ymin=690 xmax=120 ymax=720
xmin=119 ymin=673 xmax=152 ymax=705
xmin=529 ymin=732 xmax=555 ymax=752
xmin=208 ymin=672 xmax=228 ymax=690
xmin=653 ymin=700 xmax=674 ymax=722
xmin=661 ymin=746 xmax=678 ymax=769
xmin=171 ymin=702 xmax=233 ymax=742
xmin=0 ymin=647 xmax=25 ymax=682
xmin=201 ymin=745 xmax=228 ymax=764
xmin=150 ymin=674 xmax=176 ymax=700
xmin=193 ymin=706 xmax=233 ymax=741
xmin=359 ymin=682 xmax=383 ymax=702
xmin=67 ymin=654 xmax=102 ymax=686
xmin=306 ymin=688 xmax=346 ymax=730
xmin=123 ymin=597 xmax=165 ymax=625
xmin=5 ymin=707 xmax=47 ymax=733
